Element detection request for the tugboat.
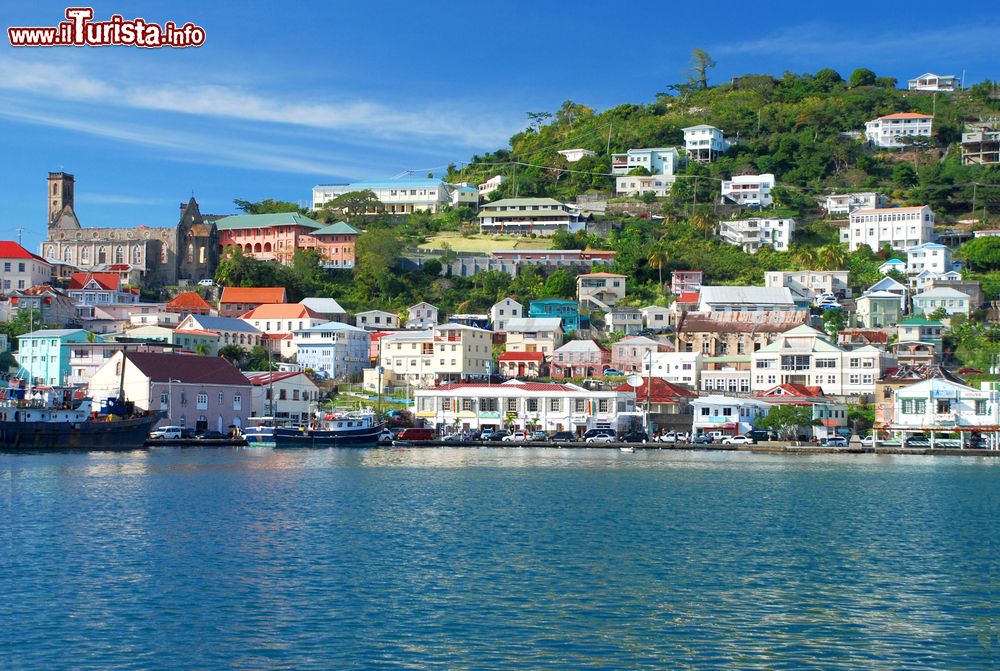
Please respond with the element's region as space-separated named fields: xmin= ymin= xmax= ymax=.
xmin=274 ymin=408 xmax=384 ymax=448
xmin=0 ymin=380 xmax=163 ymax=451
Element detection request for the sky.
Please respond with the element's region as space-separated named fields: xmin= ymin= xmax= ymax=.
xmin=1 ymin=0 xmax=998 ymax=254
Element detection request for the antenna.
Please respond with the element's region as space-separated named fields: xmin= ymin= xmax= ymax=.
xmin=15 ymin=226 xmax=24 ymax=246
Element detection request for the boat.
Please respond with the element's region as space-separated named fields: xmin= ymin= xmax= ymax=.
xmin=619 ymin=446 xmax=636 ymax=453
xmin=274 ymin=408 xmax=384 ymax=448
xmin=242 ymin=416 xmax=297 ymax=447
xmin=0 ymin=382 xmax=163 ymax=451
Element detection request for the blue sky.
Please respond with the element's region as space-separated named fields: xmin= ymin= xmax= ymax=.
xmin=2 ymin=0 xmax=998 ymax=253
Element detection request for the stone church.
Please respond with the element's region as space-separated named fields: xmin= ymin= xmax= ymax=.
xmin=41 ymin=172 xmax=220 ymax=286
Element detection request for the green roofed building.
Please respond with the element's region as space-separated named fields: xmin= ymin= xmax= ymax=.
xmin=215 ymin=213 xmax=358 ymax=268
xmin=478 ymin=198 xmax=590 ymax=236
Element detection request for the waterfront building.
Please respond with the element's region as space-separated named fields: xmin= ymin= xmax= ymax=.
xmin=247 ymin=371 xmax=321 ymax=422
xmin=0 ymin=241 xmax=51 ymax=294
xmin=367 ymin=323 xmax=493 ymax=389
xmin=864 ymin=113 xmax=934 ymax=148
xmin=614 ymin=377 xmax=697 ymax=433
xmin=15 ymin=328 xmax=91 ymax=385
xmin=292 ymin=322 xmax=371 ymax=380
xmin=874 ymin=364 xmax=960 ymax=426
xmin=412 ymin=379 xmax=637 ymax=435
xmin=691 ymin=395 xmax=770 ymax=437
xmin=753 ymin=383 xmax=848 ymax=441
xmin=699 ymin=355 xmax=751 ymax=394
xmin=889 ymin=378 xmax=1000 ymax=446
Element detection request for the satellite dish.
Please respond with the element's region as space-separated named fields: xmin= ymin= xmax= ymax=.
xmin=626 ymin=374 xmax=643 ymax=388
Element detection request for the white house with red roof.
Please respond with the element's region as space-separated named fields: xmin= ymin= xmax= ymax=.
xmin=246 ymin=370 xmax=321 ymax=423
xmin=67 ymin=271 xmax=138 ymax=305
xmin=753 ymin=383 xmax=848 ymax=440
xmin=412 ymin=379 xmax=637 ymax=435
xmin=864 ymin=112 xmax=934 ymax=148
xmin=240 ymin=303 xmax=326 ymax=358
xmin=0 ymin=241 xmax=51 ymax=294
xmin=498 ymin=351 xmax=545 ymax=378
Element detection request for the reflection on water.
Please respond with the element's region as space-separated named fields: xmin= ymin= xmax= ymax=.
xmin=1 ymin=448 xmax=998 ymax=670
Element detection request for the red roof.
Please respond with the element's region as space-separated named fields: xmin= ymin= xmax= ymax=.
xmin=245 ymin=371 xmax=308 ymax=385
xmin=220 ymin=287 xmax=287 ymax=304
xmin=69 ymin=272 xmax=119 ymax=291
xmin=613 ymin=377 xmax=697 ymax=402
xmin=167 ymin=291 xmax=213 ymax=311
xmin=754 ymin=383 xmax=826 ymax=403
xmin=434 ymin=381 xmax=577 ymax=392
xmin=240 ymin=303 xmax=322 ymax=320
xmin=879 ymin=112 xmax=934 ymax=120
xmin=678 ymin=291 xmax=700 ymax=303
xmin=0 ymin=241 xmax=49 ymax=264
xmin=499 ymin=351 xmax=545 ymax=362
xmin=265 ymin=333 xmax=292 ymax=341
xmin=123 ymin=352 xmax=250 ymax=385
xmin=839 ymin=329 xmax=888 ymax=344
xmin=174 ymin=329 xmax=220 ymax=337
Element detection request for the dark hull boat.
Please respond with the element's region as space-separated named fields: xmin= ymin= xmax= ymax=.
xmin=273 ymin=409 xmax=384 ymax=448
xmin=0 ymin=412 xmax=163 ymax=451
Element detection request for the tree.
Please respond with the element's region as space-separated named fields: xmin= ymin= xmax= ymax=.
xmin=794 ymin=247 xmax=819 ymax=269
xmin=818 ymin=244 xmax=848 ymax=271
xmin=526 ymin=111 xmax=553 ymax=130
xmin=929 ymin=307 xmax=950 ymax=321
xmin=959 ymin=237 xmax=1000 ymax=271
xmin=647 ymin=248 xmax=668 ymax=290
xmin=422 ymin=258 xmax=442 ymax=276
xmin=893 ymin=162 xmax=918 ymax=187
xmin=757 ymin=405 xmax=817 ymax=440
xmin=219 ymin=345 xmax=245 ymax=366
xmin=0 ymin=351 xmax=17 ymax=372
xmin=821 ymin=308 xmax=847 ymax=337
xmin=354 ymin=227 xmax=404 ymax=299
xmin=0 ymin=309 xmax=44 ymax=347
xmin=627 ymin=166 xmax=651 ymax=176
xmin=689 ymin=48 xmax=716 ymax=89
xmin=319 ymin=190 xmax=383 ymax=219
xmin=245 ymin=346 xmax=276 ymax=371
xmin=233 ymin=198 xmax=303 ymax=215
xmin=849 ymin=68 xmax=877 ymax=88
xmin=540 ymin=269 xmax=576 ymax=299
xmin=194 ymin=342 xmax=211 ymax=356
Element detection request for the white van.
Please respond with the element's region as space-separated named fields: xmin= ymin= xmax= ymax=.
xmin=149 ymin=425 xmax=183 ymax=440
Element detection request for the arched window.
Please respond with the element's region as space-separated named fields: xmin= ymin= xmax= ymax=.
xmin=160 ymin=245 xmax=168 ymax=264
xmin=114 ymin=246 xmax=124 ymax=264
xmin=132 ymin=245 xmax=141 ymax=264
xmin=187 ymin=242 xmax=194 ymax=260
xmin=253 ymin=243 xmax=262 ymax=253
xmin=97 ymin=246 xmax=106 ymax=264
xmin=263 ymin=242 xmax=272 ymax=253
xmin=63 ymin=247 xmax=73 ymax=263
xmin=81 ymin=247 xmax=90 ymax=263
xmin=53 ymin=183 xmax=59 ymax=195
xmin=199 ymin=246 xmax=206 ymax=264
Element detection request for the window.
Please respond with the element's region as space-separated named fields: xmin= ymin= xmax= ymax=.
xmin=480 ymin=398 xmax=498 ymax=412
xmin=218 ymin=392 xmax=224 ymax=404
xmin=575 ymin=399 xmax=586 ymax=413
xmin=700 ymin=407 xmax=710 ymax=416
xmin=756 ymin=359 xmax=774 ymax=369
xmin=506 ymin=398 xmax=518 ymax=413
xmin=815 ymin=359 xmax=836 ymax=368
xmin=598 ymin=399 xmax=609 ymax=413
xmin=936 ymin=400 xmax=951 ymax=414
xmin=196 ymin=393 xmax=208 ymax=409
xmin=976 ymin=399 xmax=988 ymax=415
xmin=160 ymin=393 xmax=168 ymax=405
xmin=233 ymin=394 xmax=242 ymax=411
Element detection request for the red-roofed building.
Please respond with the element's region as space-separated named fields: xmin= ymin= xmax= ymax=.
xmin=166 ymin=291 xmax=214 ymax=316
xmin=498 ymin=350 xmax=546 ymax=378
xmin=753 ymin=383 xmax=848 ymax=440
xmin=240 ymin=303 xmax=326 ymax=357
xmin=0 ymin=241 xmax=52 ymax=294
xmin=412 ymin=379 xmax=638 ymax=435
xmin=245 ymin=370 xmax=321 ymax=423
xmin=865 ymin=112 xmax=934 ymax=148
xmin=837 ymin=329 xmax=889 ymax=347
xmin=9 ymin=285 xmax=77 ymax=326
xmin=219 ymin=286 xmax=287 ymax=318
xmin=67 ymin=271 xmax=138 ymax=305
xmin=614 ymin=377 xmax=697 ymax=433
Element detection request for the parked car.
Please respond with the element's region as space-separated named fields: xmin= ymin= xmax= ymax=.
xmin=197 ymin=278 xmax=215 ymax=286
xmin=181 ymin=427 xmax=196 ymax=439
xmin=479 ymin=428 xmax=497 ymax=441
xmin=691 ymin=433 xmax=714 ymax=444
xmin=196 ymin=430 xmax=226 ymax=440
xmin=530 ymin=430 xmax=548 ymax=442
xmin=442 ymin=432 xmax=467 ymax=442
xmin=602 ymin=368 xmax=624 ymax=377
xmin=503 ymin=431 xmax=530 ymax=442
xmin=620 ymin=431 xmax=649 ymax=443
xmin=722 ymin=435 xmax=755 ymax=445
xmin=489 ymin=430 xmax=510 ymax=441
xmin=904 ymin=434 xmax=930 ymax=447
xmin=825 ymin=436 xmax=849 ymax=447
xmin=149 ymin=425 xmax=183 ymax=440
xmin=585 ymin=433 xmax=615 ymax=444
xmin=582 ymin=427 xmax=615 ymax=441
xmin=551 ymin=431 xmax=576 ymax=443
xmin=747 ymin=429 xmax=777 ymax=442
xmin=377 ymin=429 xmax=394 ymax=445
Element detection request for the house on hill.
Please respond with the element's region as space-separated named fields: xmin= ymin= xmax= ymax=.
xmin=219 ymin=286 xmax=287 ymax=318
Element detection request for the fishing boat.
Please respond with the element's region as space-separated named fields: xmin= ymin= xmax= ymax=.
xmin=242 ymin=416 xmax=297 ymax=447
xmin=273 ymin=408 xmax=384 ymax=448
xmin=0 ymin=381 xmax=163 ymax=451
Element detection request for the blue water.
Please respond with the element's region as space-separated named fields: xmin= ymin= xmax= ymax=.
xmin=2 ymin=448 xmax=998 ymax=670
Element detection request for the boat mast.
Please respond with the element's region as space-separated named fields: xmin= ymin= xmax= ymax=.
xmin=118 ymin=346 xmax=128 ymax=403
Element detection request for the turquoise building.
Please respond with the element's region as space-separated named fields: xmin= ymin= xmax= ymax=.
xmin=16 ymin=328 xmax=93 ymax=386
xmin=528 ymin=299 xmax=588 ymax=333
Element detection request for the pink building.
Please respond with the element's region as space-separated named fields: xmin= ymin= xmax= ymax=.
xmin=611 ymin=336 xmax=672 ymax=374
xmin=551 ymin=340 xmax=610 ymax=378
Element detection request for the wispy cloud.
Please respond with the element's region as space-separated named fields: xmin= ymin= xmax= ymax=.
xmin=713 ymin=22 xmax=1000 ymax=64
xmin=0 ymin=56 xmax=517 ymax=148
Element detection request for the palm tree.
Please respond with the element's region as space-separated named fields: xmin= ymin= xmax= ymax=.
xmin=793 ymin=247 xmax=819 ymax=269
xmin=691 ymin=211 xmax=716 ymax=240
xmin=818 ymin=244 xmax=848 ymax=271
xmin=647 ymin=248 xmax=668 ymax=290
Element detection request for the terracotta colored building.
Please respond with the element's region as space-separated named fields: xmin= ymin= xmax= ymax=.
xmin=166 ymin=291 xmax=214 ymax=316
xmin=215 ymin=213 xmax=359 ymax=269
xmin=219 ymin=286 xmax=287 ymax=318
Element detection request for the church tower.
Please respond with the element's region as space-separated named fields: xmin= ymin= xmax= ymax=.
xmin=48 ymin=172 xmax=77 ymax=228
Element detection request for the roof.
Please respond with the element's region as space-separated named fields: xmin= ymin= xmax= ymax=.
xmin=214 ymin=212 xmax=323 ymax=231
xmin=679 ymin=311 xmax=808 ymax=334
xmin=614 ymin=336 xmax=662 ymax=347
xmin=123 ymin=352 xmax=250 ymax=386
xmin=21 ymin=328 xmax=88 ymax=338
xmin=677 ymin=291 xmax=700 ymax=303
xmin=220 ymin=286 xmax=287 ymax=304
xmin=0 ymin=241 xmax=49 ymax=264
xmin=877 ymin=112 xmax=934 ymax=120
xmin=698 ymin=286 xmax=795 ymax=306
xmin=173 ymin=329 xmax=220 ymax=337
xmin=839 ymin=330 xmax=889 ymax=344
xmin=296 ymin=320 xmax=368 ymax=333
xmin=181 ymin=315 xmax=262 ymax=334
xmin=914 ymin=287 xmax=970 ymax=299
xmin=554 ymin=339 xmax=605 ymax=353
xmin=310 ymin=221 xmax=360 ymax=236
xmin=853 ymin=206 xmax=928 ymax=215
xmin=245 ymin=371 xmax=315 ymax=386
xmin=576 ymin=272 xmax=627 ymax=278
xmin=240 ymin=303 xmax=324 ymax=320
xmin=299 ymin=297 xmax=347 ymax=314
xmin=167 ymin=291 xmax=212 ymax=311
xmin=503 ymin=317 xmax=563 ymax=332
xmin=498 ymin=351 xmax=545 ymax=362
xmin=69 ymin=272 xmax=119 ymax=291
xmin=316 ymin=178 xmax=447 ymax=189
xmin=881 ymin=365 xmax=962 ymax=383
xmin=907 ymin=242 xmax=949 ymax=251
xmin=613 ymin=377 xmax=696 ymax=402
xmin=754 ymin=383 xmax=826 ymax=401
xmin=433 ymin=380 xmax=580 ymax=393
xmin=481 ymin=197 xmax=566 ymax=209
xmin=897 ymin=317 xmax=943 ymax=326
xmin=859 ymin=290 xmax=903 ymax=300
xmin=682 ymin=124 xmax=720 ymax=132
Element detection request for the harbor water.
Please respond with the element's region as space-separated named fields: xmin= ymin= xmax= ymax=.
xmin=2 ymin=447 xmax=998 ymax=669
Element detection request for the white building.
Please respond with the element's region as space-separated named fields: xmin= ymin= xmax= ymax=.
xmin=823 ymin=192 xmax=887 ymax=216
xmin=292 ymin=321 xmax=372 ymax=380
xmin=490 ymin=297 xmax=522 ymax=332
xmin=697 ymin=286 xmax=797 ymax=314
xmin=912 ymin=287 xmax=971 ymax=318
xmin=0 ymin=241 xmax=51 ymax=294
xmin=503 ymin=317 xmax=564 ymax=356
xmin=611 ymin=147 xmax=681 ymax=176
xmin=890 ymin=379 xmax=1000 ymax=448
xmin=367 ymin=323 xmax=493 ymax=389
xmin=719 ymin=217 xmax=795 ymax=253
xmin=407 ymin=302 xmax=439 ymax=329
xmin=356 ymin=310 xmax=398 ymax=330
xmin=682 ymin=125 xmax=729 ymax=162
xmin=312 ymin=179 xmax=463 ymax=214
xmin=478 ymin=175 xmax=506 ymax=200
xmin=644 ymin=351 xmax=701 ymax=388
xmin=477 ymin=198 xmax=587 ymax=236
xmin=641 ymin=305 xmax=672 ymax=330
xmin=906 ymin=242 xmax=952 ymax=276
xmin=907 ymin=73 xmax=959 ymax=93
xmin=844 ymin=206 xmax=935 ymax=251
xmin=691 ymin=395 xmax=770 ymax=437
xmin=765 ymin=270 xmax=851 ymax=300
xmin=864 ymin=113 xmax=934 ymax=148
xmin=449 ymin=184 xmax=480 ymax=208
xmin=615 ymin=174 xmax=676 ymax=198
xmin=721 ymin=173 xmax=775 ymax=207
xmin=751 ymin=325 xmax=890 ymax=397
xmin=557 ymin=148 xmax=597 ymax=162
xmin=247 ymin=371 xmax=321 ymax=423
xmin=606 ymin=306 xmax=642 ymax=335
xmin=412 ymin=379 xmax=637 ymax=435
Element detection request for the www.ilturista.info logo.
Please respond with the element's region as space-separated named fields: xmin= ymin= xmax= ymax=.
xmin=8 ymin=7 xmax=206 ymax=48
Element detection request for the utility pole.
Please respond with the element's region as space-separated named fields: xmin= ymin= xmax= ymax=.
xmin=606 ymin=122 xmax=612 ymax=155
xmin=972 ymin=182 xmax=978 ymax=225
xmin=15 ymin=227 xmax=24 ymax=247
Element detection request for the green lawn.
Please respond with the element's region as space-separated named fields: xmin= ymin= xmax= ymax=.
xmin=418 ymin=232 xmax=554 ymax=253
